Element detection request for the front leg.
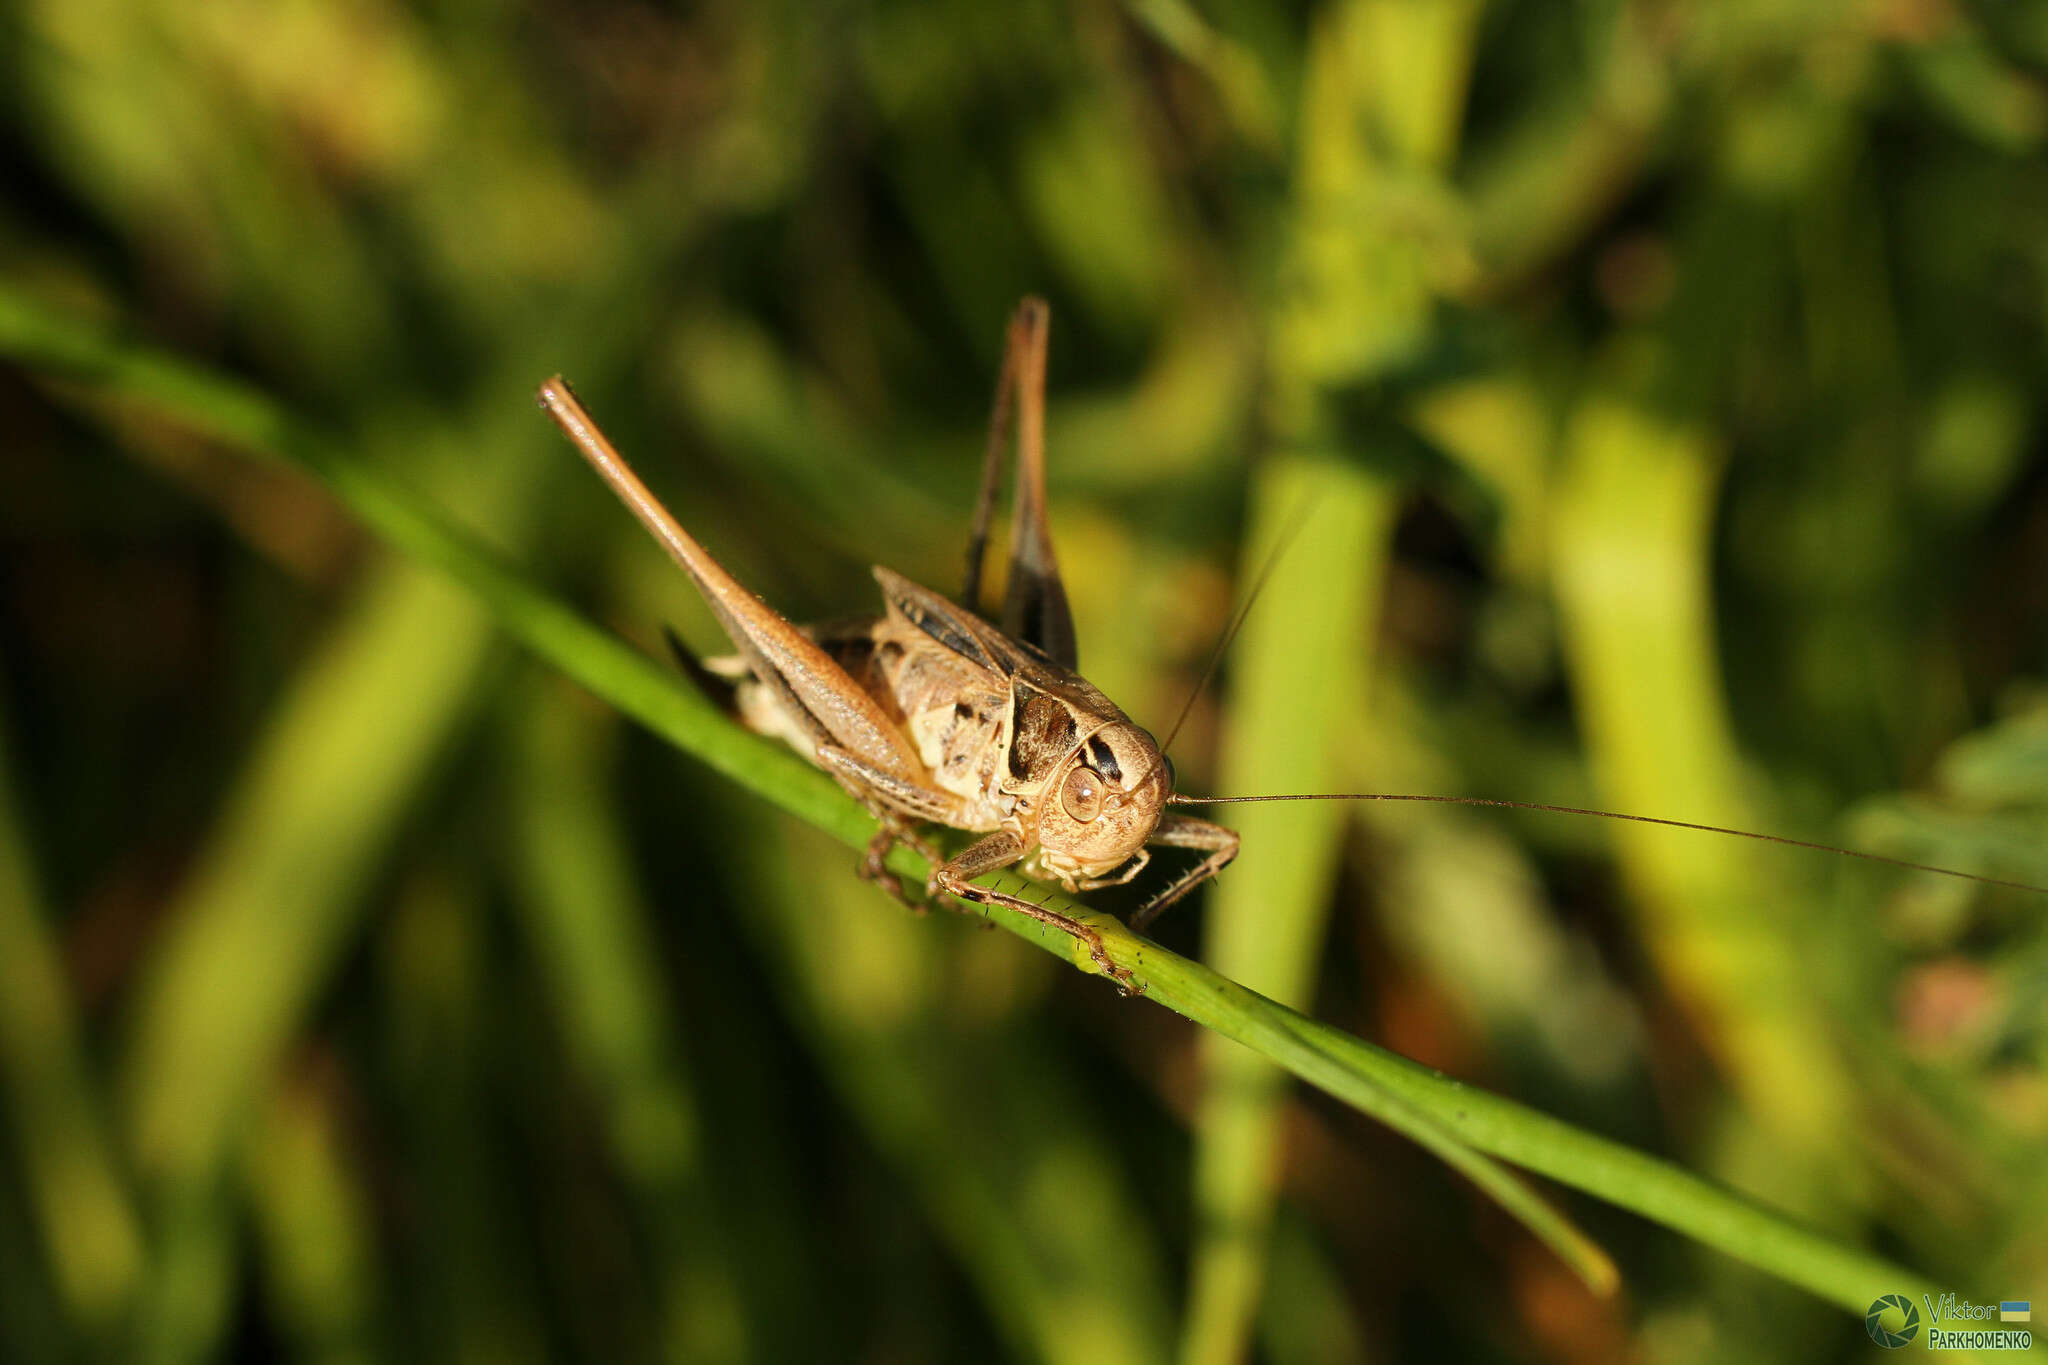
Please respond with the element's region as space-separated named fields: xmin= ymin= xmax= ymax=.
xmin=1128 ymin=813 xmax=1240 ymax=932
xmin=929 ymin=831 xmax=1139 ymax=995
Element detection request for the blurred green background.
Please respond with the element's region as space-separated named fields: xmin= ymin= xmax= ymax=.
xmin=3 ymin=0 xmax=2047 ymax=1361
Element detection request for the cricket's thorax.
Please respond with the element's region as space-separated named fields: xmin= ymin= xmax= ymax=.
xmin=864 ymin=592 xmax=1162 ymax=863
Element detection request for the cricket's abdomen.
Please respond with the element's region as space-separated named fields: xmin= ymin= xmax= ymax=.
xmin=723 ymin=616 xmax=1012 ymax=832
xmin=871 ymin=621 xmax=1010 ymax=829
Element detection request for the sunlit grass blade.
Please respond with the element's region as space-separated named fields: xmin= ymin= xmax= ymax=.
xmin=1045 ymin=905 xmax=1922 ymax=1316
xmin=1183 ymin=457 xmax=1391 ymax=1365
xmin=1179 ymin=1 xmax=1486 ymax=1357
xmin=1551 ymin=392 xmax=1848 ymax=1143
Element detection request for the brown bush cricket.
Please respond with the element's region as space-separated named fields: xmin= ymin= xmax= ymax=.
xmin=539 ymin=300 xmax=1236 ymax=991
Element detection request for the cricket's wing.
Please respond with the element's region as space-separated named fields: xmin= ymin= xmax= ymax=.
xmin=874 ymin=565 xmax=1132 ymax=775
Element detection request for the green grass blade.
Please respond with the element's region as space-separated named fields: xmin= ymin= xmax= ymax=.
xmin=1179 ymin=2 xmax=1487 ymax=1357
xmin=1551 ymin=391 xmax=1849 ymax=1143
xmin=1118 ymin=0 xmax=1280 ymax=151
xmin=1182 ymin=457 xmax=1394 ymax=1364
xmin=243 ymin=1075 xmax=383 ymax=1365
xmin=508 ymin=685 xmax=749 ymax=1364
xmin=744 ymin=823 xmax=1176 ymax=1365
xmin=0 ymin=288 xmax=1943 ymax=1321
xmin=130 ymin=1178 xmax=238 ymax=1365
xmin=382 ymin=868 xmax=547 ymax=1365
xmin=0 ymin=693 xmax=146 ymax=1335
xmin=117 ymin=559 xmax=494 ymax=1189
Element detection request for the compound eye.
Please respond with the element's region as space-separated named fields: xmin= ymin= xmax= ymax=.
xmin=1058 ymin=766 xmax=1105 ymax=823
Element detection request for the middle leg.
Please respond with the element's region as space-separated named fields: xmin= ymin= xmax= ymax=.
xmin=1128 ymin=813 xmax=1240 ymax=932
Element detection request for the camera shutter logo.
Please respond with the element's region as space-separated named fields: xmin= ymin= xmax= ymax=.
xmin=1866 ymin=1294 xmax=1921 ymax=1349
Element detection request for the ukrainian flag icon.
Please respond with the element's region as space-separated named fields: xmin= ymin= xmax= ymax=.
xmin=2000 ymin=1301 xmax=2030 ymax=1323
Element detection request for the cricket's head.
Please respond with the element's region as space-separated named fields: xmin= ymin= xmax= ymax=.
xmin=1033 ymin=722 xmax=1172 ymax=878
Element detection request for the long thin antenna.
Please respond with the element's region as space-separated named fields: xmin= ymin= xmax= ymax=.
xmin=1157 ymin=498 xmax=1315 ymax=756
xmin=1165 ymin=790 xmax=2048 ymax=895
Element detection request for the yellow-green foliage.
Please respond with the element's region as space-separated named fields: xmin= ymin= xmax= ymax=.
xmin=2 ymin=1 xmax=2045 ymax=1361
